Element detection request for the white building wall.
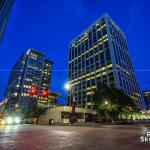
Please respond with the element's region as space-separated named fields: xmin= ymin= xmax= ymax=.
xmin=38 ymin=106 xmax=96 ymax=125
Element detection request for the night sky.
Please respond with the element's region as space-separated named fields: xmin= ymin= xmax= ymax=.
xmin=0 ymin=0 xmax=150 ymax=103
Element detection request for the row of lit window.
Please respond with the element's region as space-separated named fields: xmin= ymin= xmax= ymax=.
xmin=69 ymin=36 xmax=108 ymax=63
xmin=23 ymin=85 xmax=31 ymax=88
xmin=43 ymin=71 xmax=50 ymax=75
xmin=27 ymin=65 xmax=42 ymax=70
xmin=87 ymin=91 xmax=94 ymax=95
xmin=69 ymin=64 xmax=112 ymax=83
xmin=69 ymin=73 xmax=114 ymax=92
xmin=71 ymin=24 xmax=106 ymax=46
xmin=25 ymin=78 xmax=33 ymax=82
xmin=30 ymin=53 xmax=37 ymax=60
xmin=87 ymin=86 xmax=96 ymax=90
xmin=45 ymin=63 xmax=51 ymax=67
xmin=21 ymin=93 xmax=38 ymax=97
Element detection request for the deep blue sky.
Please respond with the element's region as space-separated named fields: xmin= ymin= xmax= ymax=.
xmin=0 ymin=0 xmax=150 ymax=103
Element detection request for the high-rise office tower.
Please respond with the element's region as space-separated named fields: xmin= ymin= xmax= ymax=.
xmin=0 ymin=0 xmax=14 ymax=43
xmin=5 ymin=48 xmax=53 ymax=111
xmin=68 ymin=13 xmax=143 ymax=109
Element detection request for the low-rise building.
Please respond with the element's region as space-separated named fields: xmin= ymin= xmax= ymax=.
xmin=38 ymin=106 xmax=96 ymax=124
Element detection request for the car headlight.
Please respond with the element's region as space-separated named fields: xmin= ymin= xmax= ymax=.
xmin=15 ymin=117 xmax=20 ymax=124
xmin=1 ymin=120 xmax=5 ymax=124
xmin=0 ymin=120 xmax=5 ymax=125
xmin=6 ymin=117 xmax=13 ymax=124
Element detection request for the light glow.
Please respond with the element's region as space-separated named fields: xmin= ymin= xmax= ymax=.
xmin=6 ymin=117 xmax=13 ymax=124
xmin=1 ymin=120 xmax=5 ymax=125
xmin=15 ymin=117 xmax=20 ymax=124
xmin=104 ymin=101 xmax=108 ymax=105
xmin=64 ymin=83 xmax=71 ymax=90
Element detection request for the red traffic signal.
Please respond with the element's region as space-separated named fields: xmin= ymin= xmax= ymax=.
xmin=41 ymin=90 xmax=48 ymax=97
xmin=28 ymin=87 xmax=38 ymax=95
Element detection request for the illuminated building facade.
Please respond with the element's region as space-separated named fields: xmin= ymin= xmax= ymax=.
xmin=5 ymin=48 xmax=53 ymax=111
xmin=68 ymin=13 xmax=143 ymax=109
xmin=0 ymin=0 xmax=14 ymax=43
xmin=143 ymin=91 xmax=150 ymax=110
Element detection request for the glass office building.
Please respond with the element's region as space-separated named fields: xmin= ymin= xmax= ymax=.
xmin=68 ymin=14 xmax=143 ymax=109
xmin=5 ymin=48 xmax=53 ymax=111
xmin=0 ymin=0 xmax=14 ymax=43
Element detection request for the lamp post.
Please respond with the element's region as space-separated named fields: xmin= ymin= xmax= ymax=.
xmin=64 ymin=83 xmax=75 ymax=105
xmin=64 ymin=83 xmax=76 ymax=124
xmin=104 ymin=101 xmax=109 ymax=125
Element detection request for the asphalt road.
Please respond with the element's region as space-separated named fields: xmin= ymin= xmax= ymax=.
xmin=0 ymin=124 xmax=150 ymax=150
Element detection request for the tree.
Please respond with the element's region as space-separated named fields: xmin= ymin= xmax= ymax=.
xmin=93 ymin=82 xmax=136 ymax=123
xmin=94 ymin=82 xmax=110 ymax=105
xmin=26 ymin=105 xmax=46 ymax=118
xmin=93 ymin=82 xmax=135 ymax=108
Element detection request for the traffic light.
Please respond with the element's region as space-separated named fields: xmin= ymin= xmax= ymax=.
xmin=28 ymin=86 xmax=38 ymax=95
xmin=41 ymin=90 xmax=48 ymax=97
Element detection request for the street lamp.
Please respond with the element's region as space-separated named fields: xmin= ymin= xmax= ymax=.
xmin=104 ymin=101 xmax=109 ymax=125
xmin=64 ymin=83 xmax=76 ymax=125
xmin=15 ymin=104 xmax=18 ymax=108
xmin=104 ymin=101 xmax=108 ymax=105
xmin=64 ymin=83 xmax=71 ymax=90
xmin=64 ymin=83 xmax=75 ymax=104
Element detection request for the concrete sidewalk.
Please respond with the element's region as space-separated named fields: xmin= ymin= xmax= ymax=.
xmin=52 ymin=122 xmax=150 ymax=129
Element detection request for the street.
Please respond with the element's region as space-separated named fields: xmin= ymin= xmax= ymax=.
xmin=0 ymin=125 xmax=150 ymax=150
